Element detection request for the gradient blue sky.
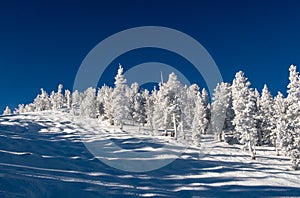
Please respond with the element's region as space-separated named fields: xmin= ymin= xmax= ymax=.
xmin=1 ymin=0 xmax=300 ymax=111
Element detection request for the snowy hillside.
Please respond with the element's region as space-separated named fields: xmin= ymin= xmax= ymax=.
xmin=0 ymin=112 xmax=299 ymax=197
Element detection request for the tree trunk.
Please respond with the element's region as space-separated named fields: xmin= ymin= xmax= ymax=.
xmin=257 ymin=128 xmax=262 ymax=146
xmin=180 ymin=121 xmax=184 ymax=140
xmin=248 ymin=141 xmax=256 ymax=159
xmin=173 ymin=113 xmax=177 ymax=139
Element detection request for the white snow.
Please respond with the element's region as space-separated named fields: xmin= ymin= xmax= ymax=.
xmin=0 ymin=111 xmax=299 ymax=197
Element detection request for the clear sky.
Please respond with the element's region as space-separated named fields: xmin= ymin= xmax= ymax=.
xmin=1 ymin=0 xmax=300 ymax=111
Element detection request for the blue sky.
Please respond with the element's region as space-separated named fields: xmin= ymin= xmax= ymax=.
xmin=1 ymin=0 xmax=300 ymax=111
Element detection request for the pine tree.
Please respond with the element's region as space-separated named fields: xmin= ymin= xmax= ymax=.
xmin=14 ymin=104 xmax=25 ymax=114
xmin=273 ymin=92 xmax=288 ymax=156
xmin=259 ymin=85 xmax=275 ymax=145
xmin=232 ymin=71 xmax=250 ymax=140
xmin=210 ymin=82 xmax=232 ymax=141
xmin=56 ymin=84 xmax=64 ymax=110
xmin=64 ymin=89 xmax=72 ymax=109
xmin=102 ymin=85 xmax=114 ymax=124
xmin=152 ymin=87 xmax=165 ymax=135
xmin=111 ymin=65 xmax=129 ymax=130
xmin=253 ymin=89 xmax=263 ymax=146
xmin=96 ymin=86 xmax=106 ymax=118
xmin=50 ymin=84 xmax=64 ymax=110
xmin=50 ymin=91 xmax=55 ymax=110
xmin=33 ymin=88 xmax=50 ymax=112
xmin=285 ymin=65 xmax=300 ymax=170
xmin=71 ymin=90 xmax=81 ymax=116
xmin=192 ymin=94 xmax=207 ymax=146
xmin=232 ymin=71 xmax=258 ymax=159
xmin=160 ymin=73 xmax=183 ymax=137
xmin=201 ymin=88 xmax=210 ymax=134
xmin=143 ymin=90 xmax=155 ymax=133
xmin=80 ymin=87 xmax=97 ymax=118
xmin=132 ymin=91 xmax=147 ymax=127
xmin=127 ymin=82 xmax=139 ymax=122
xmin=24 ymin=103 xmax=35 ymax=112
xmin=3 ymin=106 xmax=11 ymax=115
xmin=182 ymin=84 xmax=199 ymax=130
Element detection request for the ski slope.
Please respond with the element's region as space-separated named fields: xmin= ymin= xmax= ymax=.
xmin=0 ymin=112 xmax=299 ymax=197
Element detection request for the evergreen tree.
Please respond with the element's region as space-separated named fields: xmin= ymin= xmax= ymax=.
xmin=285 ymin=65 xmax=300 ymax=170
xmin=96 ymin=86 xmax=106 ymax=118
xmin=182 ymin=84 xmax=199 ymax=130
xmin=49 ymin=91 xmax=55 ymax=110
xmin=111 ymin=65 xmax=129 ymax=130
xmin=71 ymin=90 xmax=81 ymax=116
xmin=56 ymin=84 xmax=64 ymax=110
xmin=259 ymin=85 xmax=275 ymax=145
xmin=50 ymin=84 xmax=64 ymax=110
xmin=64 ymin=89 xmax=72 ymax=109
xmin=102 ymin=85 xmax=114 ymax=124
xmin=201 ymin=88 xmax=210 ymax=134
xmin=127 ymin=82 xmax=139 ymax=122
xmin=24 ymin=103 xmax=35 ymax=112
xmin=33 ymin=88 xmax=50 ymax=112
xmin=273 ymin=92 xmax=288 ymax=156
xmin=160 ymin=73 xmax=183 ymax=137
xmin=14 ymin=104 xmax=25 ymax=114
xmin=132 ymin=91 xmax=147 ymax=127
xmin=232 ymin=71 xmax=250 ymax=140
xmin=192 ymin=94 xmax=207 ymax=146
xmin=143 ymin=90 xmax=155 ymax=133
xmin=232 ymin=71 xmax=258 ymax=159
xmin=210 ymin=82 xmax=232 ymax=141
xmin=80 ymin=87 xmax=97 ymax=118
xmin=253 ymin=88 xmax=263 ymax=146
xmin=3 ymin=106 xmax=11 ymax=115
xmin=152 ymin=87 xmax=165 ymax=134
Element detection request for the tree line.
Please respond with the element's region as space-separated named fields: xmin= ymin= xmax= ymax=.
xmin=4 ymin=64 xmax=300 ymax=170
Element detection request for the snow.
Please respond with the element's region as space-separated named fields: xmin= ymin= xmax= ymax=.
xmin=0 ymin=111 xmax=299 ymax=197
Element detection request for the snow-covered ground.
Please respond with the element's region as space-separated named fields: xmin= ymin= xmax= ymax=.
xmin=0 ymin=112 xmax=299 ymax=197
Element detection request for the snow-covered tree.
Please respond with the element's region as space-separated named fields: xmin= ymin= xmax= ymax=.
xmin=49 ymin=91 xmax=55 ymax=110
xmin=111 ymin=65 xmax=129 ymax=130
xmin=152 ymin=87 xmax=165 ymax=134
xmin=285 ymin=65 xmax=300 ymax=169
xmin=80 ymin=87 xmax=97 ymax=118
xmin=33 ymin=88 xmax=50 ymax=112
xmin=232 ymin=71 xmax=258 ymax=159
xmin=232 ymin=71 xmax=250 ymax=140
xmin=127 ymin=82 xmax=139 ymax=122
xmin=132 ymin=91 xmax=147 ymax=127
xmin=192 ymin=94 xmax=208 ymax=146
xmin=182 ymin=84 xmax=199 ymax=130
xmin=201 ymin=88 xmax=210 ymax=134
xmin=102 ymin=85 xmax=114 ymax=124
xmin=252 ymin=88 xmax=263 ymax=146
xmin=273 ymin=92 xmax=288 ymax=156
xmin=143 ymin=90 xmax=154 ymax=133
xmin=57 ymin=84 xmax=64 ymax=109
xmin=210 ymin=82 xmax=232 ymax=141
xmin=258 ymin=85 xmax=275 ymax=145
xmin=14 ymin=104 xmax=25 ymax=114
xmin=96 ymin=86 xmax=106 ymax=118
xmin=24 ymin=103 xmax=35 ymax=112
xmin=160 ymin=73 xmax=183 ymax=137
xmin=64 ymin=89 xmax=72 ymax=109
xmin=71 ymin=90 xmax=81 ymax=116
xmin=3 ymin=106 xmax=11 ymax=115
xmin=50 ymin=84 xmax=64 ymax=110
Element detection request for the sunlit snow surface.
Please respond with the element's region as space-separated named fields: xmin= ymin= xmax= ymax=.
xmin=0 ymin=111 xmax=299 ymax=197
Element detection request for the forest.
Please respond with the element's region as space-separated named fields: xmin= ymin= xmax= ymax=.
xmin=4 ymin=65 xmax=300 ymax=170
